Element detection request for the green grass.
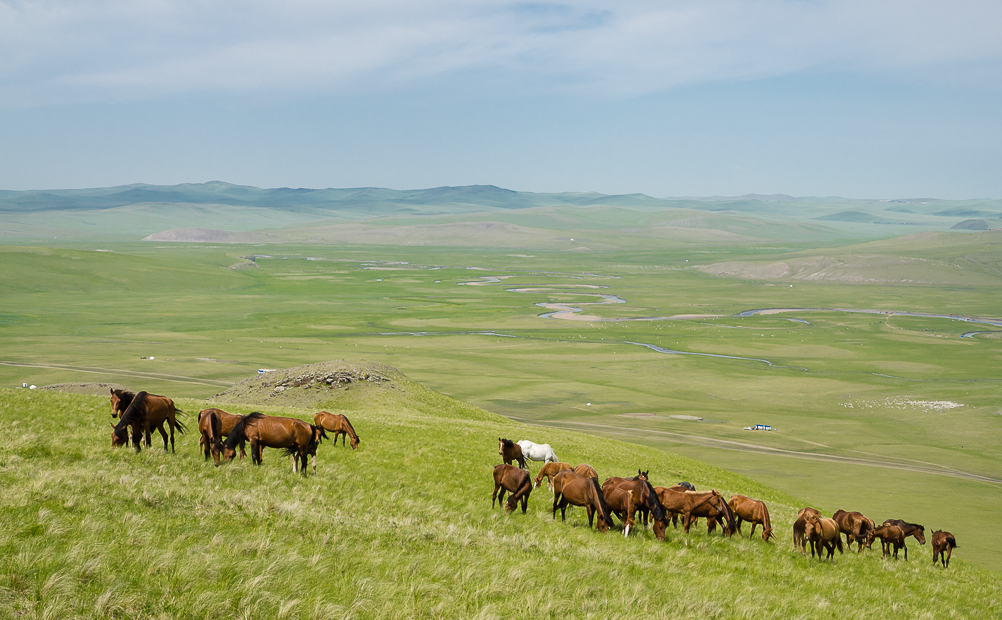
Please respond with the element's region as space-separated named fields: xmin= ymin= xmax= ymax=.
xmin=1 ymin=387 xmax=998 ymax=619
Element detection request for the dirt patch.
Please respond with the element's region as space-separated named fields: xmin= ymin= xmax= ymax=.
xmin=210 ymin=359 xmax=406 ymax=408
xmin=39 ymin=382 xmax=129 ymax=396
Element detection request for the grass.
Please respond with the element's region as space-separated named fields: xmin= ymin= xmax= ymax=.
xmin=1 ymin=387 xmax=999 ymax=619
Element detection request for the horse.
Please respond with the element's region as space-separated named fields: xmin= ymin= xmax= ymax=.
xmin=728 ymin=495 xmax=775 ymax=542
xmin=552 ymin=471 xmax=612 ymax=532
xmin=793 ymin=507 xmax=820 ymax=554
xmin=573 ymin=463 xmax=598 ymax=479
xmin=832 ymin=510 xmax=874 ymax=552
xmin=498 ymin=438 xmax=526 ymax=469
xmin=223 ymin=413 xmax=326 ymax=476
xmin=197 ymin=408 xmax=247 ymax=465
xmin=603 ymin=476 xmax=668 ymax=540
xmin=602 ymin=485 xmax=636 ymax=537
xmin=681 ymin=490 xmax=736 ymax=537
xmin=534 ymin=461 xmax=573 ymax=489
xmin=806 ymin=514 xmax=844 ymax=561
xmin=314 ymin=411 xmax=360 ymax=450
xmin=882 ymin=519 xmax=926 ymax=545
xmin=516 ymin=440 xmax=558 ymax=465
xmin=931 ymin=530 xmax=957 ymax=568
xmin=654 ymin=484 xmax=689 ymax=529
xmin=869 ymin=524 xmax=907 ymax=560
xmin=110 ymin=390 xmax=186 ymax=453
xmin=492 ymin=464 xmax=532 ymax=513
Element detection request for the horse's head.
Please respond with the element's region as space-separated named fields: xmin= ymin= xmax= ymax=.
xmin=914 ymin=526 xmax=927 ymax=545
xmin=110 ymin=389 xmax=122 ymax=418
xmin=637 ymin=469 xmax=649 ymax=481
xmin=221 ymin=444 xmax=237 ymax=462
xmin=350 ymin=435 xmax=360 ymax=450
xmin=110 ymin=424 xmax=128 ymax=447
xmin=653 ymin=517 xmax=667 ymax=542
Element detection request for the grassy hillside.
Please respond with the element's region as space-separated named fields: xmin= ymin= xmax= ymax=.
xmin=1 ymin=384 xmax=997 ymax=619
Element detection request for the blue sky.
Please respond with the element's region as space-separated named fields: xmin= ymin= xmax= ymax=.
xmin=1 ymin=0 xmax=1000 ymax=198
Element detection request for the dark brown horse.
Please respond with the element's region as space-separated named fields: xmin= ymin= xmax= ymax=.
xmin=197 ymin=408 xmax=247 ymax=465
xmin=498 ymin=438 xmax=526 ymax=469
xmin=806 ymin=514 xmax=844 ymax=561
xmin=223 ymin=413 xmax=326 ymax=476
xmin=869 ymin=524 xmax=907 ymax=560
xmin=603 ymin=485 xmax=636 ymax=537
xmin=603 ymin=475 xmax=667 ymax=538
xmin=314 ymin=411 xmax=360 ymax=450
xmin=534 ymin=461 xmax=573 ymax=489
xmin=931 ymin=530 xmax=957 ymax=568
xmin=682 ymin=490 xmax=736 ymax=537
xmin=110 ymin=390 xmax=186 ymax=453
xmin=492 ymin=464 xmax=532 ymax=513
xmin=793 ymin=507 xmax=820 ymax=554
xmin=728 ymin=495 xmax=775 ymax=542
xmin=573 ymin=463 xmax=598 ymax=479
xmin=552 ymin=471 xmax=612 ymax=532
xmin=832 ymin=510 xmax=874 ymax=552
xmin=882 ymin=519 xmax=926 ymax=545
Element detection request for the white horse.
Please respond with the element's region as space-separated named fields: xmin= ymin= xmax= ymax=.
xmin=516 ymin=440 xmax=558 ymax=465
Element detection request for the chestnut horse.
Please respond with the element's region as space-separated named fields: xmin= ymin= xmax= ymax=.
xmin=223 ymin=412 xmax=325 ymax=476
xmin=603 ymin=476 xmax=668 ymax=540
xmin=498 ymin=438 xmax=526 ymax=469
xmin=806 ymin=514 xmax=844 ymax=561
xmin=931 ymin=530 xmax=957 ymax=568
xmin=682 ymin=490 xmax=736 ymax=537
xmin=728 ymin=495 xmax=774 ymax=542
xmin=552 ymin=471 xmax=612 ymax=532
xmin=882 ymin=519 xmax=926 ymax=545
xmin=314 ymin=411 xmax=360 ymax=450
xmin=573 ymin=463 xmax=598 ymax=479
xmin=654 ymin=484 xmax=690 ymax=529
xmin=110 ymin=390 xmax=186 ymax=453
xmin=603 ymin=485 xmax=635 ymax=537
xmin=869 ymin=524 xmax=907 ymax=560
xmin=793 ymin=507 xmax=820 ymax=554
xmin=534 ymin=461 xmax=573 ymax=489
xmin=832 ymin=510 xmax=874 ymax=552
xmin=492 ymin=464 xmax=532 ymax=513
xmin=197 ymin=408 xmax=246 ymax=465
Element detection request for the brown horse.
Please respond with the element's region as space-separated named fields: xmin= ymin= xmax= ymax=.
xmin=682 ymin=490 xmax=736 ymax=537
xmin=498 ymin=438 xmax=526 ymax=469
xmin=882 ymin=519 xmax=926 ymax=545
xmin=654 ymin=484 xmax=690 ymax=529
xmin=197 ymin=408 xmax=247 ymax=465
xmin=314 ymin=411 xmax=360 ymax=450
xmin=534 ymin=461 xmax=573 ymax=489
xmin=110 ymin=390 xmax=186 ymax=453
xmin=603 ymin=475 xmax=667 ymax=537
xmin=931 ymin=530 xmax=957 ymax=568
xmin=728 ymin=495 xmax=774 ymax=542
xmin=492 ymin=464 xmax=532 ymax=513
xmin=573 ymin=463 xmax=598 ymax=479
xmin=806 ymin=514 xmax=844 ymax=561
xmin=223 ymin=413 xmax=326 ymax=476
xmin=603 ymin=485 xmax=636 ymax=537
xmin=869 ymin=524 xmax=907 ymax=560
xmin=793 ymin=507 xmax=820 ymax=554
xmin=552 ymin=471 xmax=612 ymax=532
xmin=832 ymin=510 xmax=874 ymax=552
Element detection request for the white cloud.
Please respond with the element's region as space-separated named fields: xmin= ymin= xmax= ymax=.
xmin=2 ymin=0 xmax=1000 ymax=105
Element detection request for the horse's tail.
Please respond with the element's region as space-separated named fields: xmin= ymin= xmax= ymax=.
xmin=946 ymin=534 xmax=957 ymax=549
xmin=224 ymin=412 xmax=262 ymax=451
xmin=172 ymin=410 xmax=188 ymax=435
xmin=312 ymin=424 xmax=328 ymax=444
xmin=719 ymin=493 xmax=738 ymax=535
xmin=761 ymin=502 xmax=774 ymax=540
xmin=591 ymin=477 xmax=613 ymax=528
xmin=208 ymin=409 xmax=223 ymax=455
xmin=282 ymin=445 xmax=301 ymax=458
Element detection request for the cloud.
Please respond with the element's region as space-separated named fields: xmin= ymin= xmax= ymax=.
xmin=2 ymin=0 xmax=1000 ymax=106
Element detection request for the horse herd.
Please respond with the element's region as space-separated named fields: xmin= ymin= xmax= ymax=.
xmin=107 ymin=389 xmax=360 ymax=476
xmin=495 ymin=437 xmax=959 ymax=568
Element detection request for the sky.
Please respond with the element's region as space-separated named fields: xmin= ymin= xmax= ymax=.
xmin=1 ymin=0 xmax=1001 ymax=198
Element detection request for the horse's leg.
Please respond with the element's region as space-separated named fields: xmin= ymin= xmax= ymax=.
xmin=299 ymin=449 xmax=308 ymax=477
xmin=157 ymin=422 xmax=169 ymax=452
xmin=311 ymin=452 xmax=316 ymax=475
xmin=493 ymin=482 xmax=501 ymax=508
xmin=903 ymin=542 xmax=907 ymax=561
xmin=552 ymin=493 xmax=560 ymax=519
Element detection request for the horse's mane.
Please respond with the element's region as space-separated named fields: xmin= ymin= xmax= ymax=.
xmin=641 ymin=479 xmax=666 ymax=521
xmin=341 ymin=416 xmax=358 ymax=439
xmin=224 ymin=412 xmax=263 ymax=451
xmin=112 ymin=389 xmax=136 ymax=409
xmin=500 ymin=438 xmax=515 ymax=448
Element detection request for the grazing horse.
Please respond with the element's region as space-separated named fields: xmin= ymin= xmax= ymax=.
xmin=869 ymin=524 xmax=907 ymax=560
xmin=516 ymin=440 xmax=558 ymax=465
xmin=832 ymin=510 xmax=874 ymax=552
xmin=573 ymin=463 xmax=598 ymax=479
xmin=492 ymin=464 xmax=532 ymax=513
xmin=111 ymin=390 xmax=186 ymax=453
xmin=931 ymin=530 xmax=957 ymax=568
xmin=223 ymin=413 xmax=325 ymax=476
xmin=654 ymin=485 xmax=690 ymax=529
xmin=552 ymin=471 xmax=612 ymax=532
xmin=603 ymin=476 xmax=668 ymax=540
xmin=197 ymin=408 xmax=247 ymax=465
xmin=806 ymin=514 xmax=844 ymax=561
xmin=682 ymin=490 xmax=736 ymax=537
xmin=534 ymin=462 xmax=573 ymax=489
xmin=314 ymin=411 xmax=360 ymax=450
xmin=603 ymin=485 xmax=636 ymax=537
xmin=793 ymin=507 xmax=820 ymax=555
xmin=728 ymin=495 xmax=775 ymax=542
xmin=882 ymin=519 xmax=926 ymax=545
xmin=498 ymin=438 xmax=527 ymax=469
